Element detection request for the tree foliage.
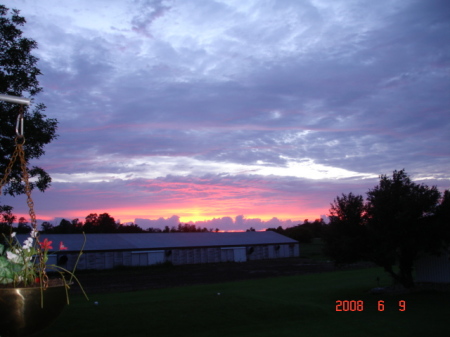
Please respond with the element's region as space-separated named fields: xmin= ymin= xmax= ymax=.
xmin=267 ymin=218 xmax=326 ymax=243
xmin=36 ymin=212 xmax=219 ymax=234
xmin=323 ymin=193 xmax=367 ymax=264
xmin=323 ymin=170 xmax=450 ymax=288
xmin=0 ymin=204 xmax=15 ymax=235
xmin=16 ymin=216 xmax=31 ymax=233
xmin=0 ymin=5 xmax=58 ymax=196
xmin=82 ymin=213 xmax=118 ymax=233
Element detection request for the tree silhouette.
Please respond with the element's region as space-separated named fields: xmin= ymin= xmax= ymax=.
xmin=118 ymin=223 xmax=145 ymax=233
xmin=323 ymin=170 xmax=449 ymax=289
xmin=0 ymin=5 xmax=58 ymax=197
xmin=40 ymin=221 xmax=54 ymax=233
xmin=0 ymin=205 xmax=15 ymax=234
xmin=323 ymin=193 xmax=367 ymax=263
xmin=365 ymin=170 xmax=442 ymax=288
xmin=266 ymin=219 xmax=326 ymax=243
xmin=16 ymin=216 xmax=31 ymax=233
xmin=83 ymin=213 xmax=118 ymax=233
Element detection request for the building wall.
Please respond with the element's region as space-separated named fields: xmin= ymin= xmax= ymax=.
xmin=415 ymin=251 xmax=450 ymax=283
xmin=56 ymin=242 xmax=299 ymax=270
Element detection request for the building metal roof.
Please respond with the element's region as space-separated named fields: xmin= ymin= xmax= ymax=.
xmin=17 ymin=231 xmax=298 ymax=253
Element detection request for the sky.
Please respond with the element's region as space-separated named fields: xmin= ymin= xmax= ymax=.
xmin=2 ymin=0 xmax=450 ymax=231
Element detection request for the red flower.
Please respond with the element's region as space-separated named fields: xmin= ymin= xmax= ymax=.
xmin=59 ymin=241 xmax=68 ymax=250
xmin=40 ymin=238 xmax=53 ymax=250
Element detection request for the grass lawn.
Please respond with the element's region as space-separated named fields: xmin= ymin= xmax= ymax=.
xmin=300 ymin=238 xmax=328 ymax=260
xmin=35 ymin=267 xmax=450 ymax=337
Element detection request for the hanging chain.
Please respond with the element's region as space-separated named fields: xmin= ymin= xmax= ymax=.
xmin=17 ymin=138 xmax=38 ymax=229
xmin=0 ymin=140 xmax=20 ymax=190
xmin=0 ymin=106 xmax=37 ymax=230
xmin=1 ymin=103 xmax=46 ymax=289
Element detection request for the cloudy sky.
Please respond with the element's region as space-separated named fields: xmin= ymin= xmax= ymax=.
xmin=2 ymin=0 xmax=450 ymax=230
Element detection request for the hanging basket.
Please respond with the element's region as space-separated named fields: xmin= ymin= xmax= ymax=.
xmin=0 ymin=94 xmax=86 ymax=336
xmin=0 ymin=282 xmax=68 ymax=337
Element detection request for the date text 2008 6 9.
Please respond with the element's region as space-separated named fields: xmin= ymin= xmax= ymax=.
xmin=336 ymin=300 xmax=406 ymax=311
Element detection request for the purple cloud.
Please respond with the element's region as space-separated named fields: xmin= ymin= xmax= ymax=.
xmin=2 ymin=0 xmax=449 ymax=230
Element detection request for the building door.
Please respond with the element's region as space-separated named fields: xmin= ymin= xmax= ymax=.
xmin=132 ymin=250 xmax=165 ymax=266
xmin=148 ymin=251 xmax=165 ymax=265
xmin=233 ymin=247 xmax=247 ymax=262
xmin=221 ymin=247 xmax=247 ymax=262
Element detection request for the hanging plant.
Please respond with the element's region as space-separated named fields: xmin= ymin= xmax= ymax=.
xmin=0 ymin=94 xmax=87 ymax=337
xmin=0 ymin=228 xmax=87 ymax=337
xmin=0 ymin=228 xmax=86 ymax=293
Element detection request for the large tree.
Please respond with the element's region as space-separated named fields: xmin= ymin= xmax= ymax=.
xmin=83 ymin=213 xmax=118 ymax=233
xmin=365 ymin=170 xmax=443 ymax=288
xmin=323 ymin=170 xmax=450 ymax=289
xmin=0 ymin=5 xmax=58 ymax=198
xmin=323 ymin=193 xmax=367 ymax=264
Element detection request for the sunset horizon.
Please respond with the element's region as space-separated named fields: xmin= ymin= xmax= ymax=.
xmin=8 ymin=198 xmax=329 ymax=231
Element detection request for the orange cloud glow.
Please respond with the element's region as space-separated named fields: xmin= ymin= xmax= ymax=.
xmin=9 ymin=176 xmax=331 ymax=230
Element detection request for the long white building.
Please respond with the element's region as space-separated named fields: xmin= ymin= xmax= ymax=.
xmin=20 ymin=231 xmax=300 ymax=270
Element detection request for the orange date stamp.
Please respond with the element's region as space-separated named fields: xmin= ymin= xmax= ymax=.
xmin=335 ymin=300 xmax=406 ymax=311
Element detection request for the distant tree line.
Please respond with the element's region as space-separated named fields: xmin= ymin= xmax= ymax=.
xmin=266 ymin=218 xmax=327 ymax=243
xmin=1 ymin=208 xmax=328 ymax=239
xmin=0 ymin=211 xmax=221 ymax=234
xmin=0 ymin=205 xmax=32 ymax=234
